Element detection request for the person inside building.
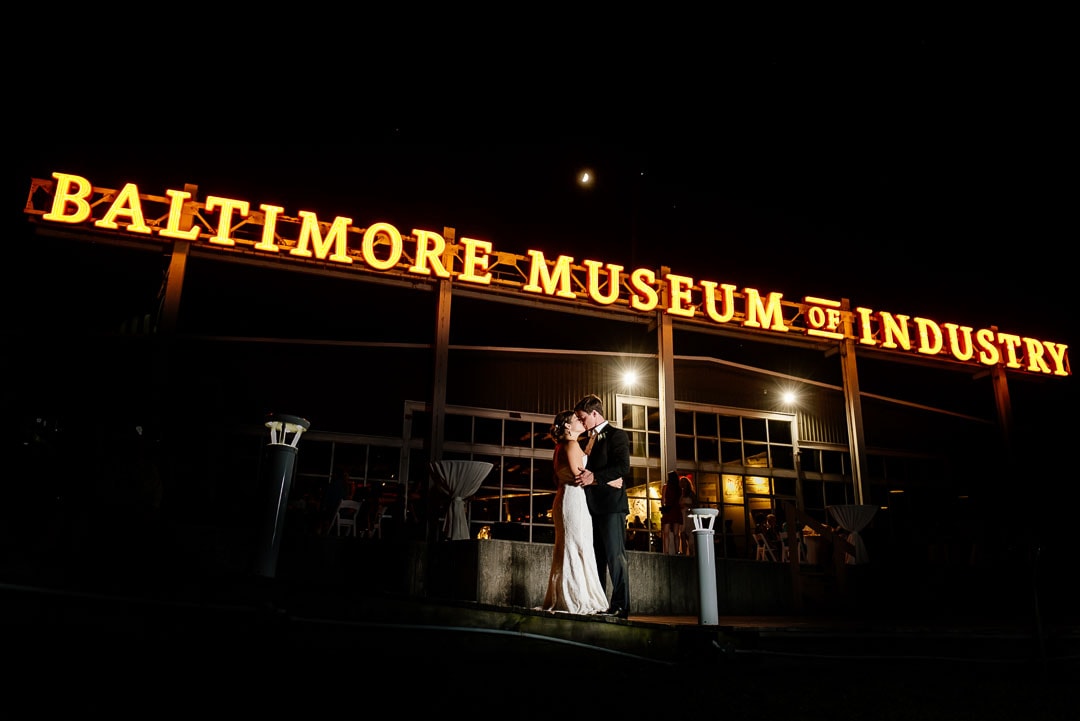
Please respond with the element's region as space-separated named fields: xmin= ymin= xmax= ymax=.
xmin=677 ymin=475 xmax=697 ymax=556
xmin=661 ymin=471 xmax=683 ymax=555
xmin=762 ymin=512 xmax=782 ymax=560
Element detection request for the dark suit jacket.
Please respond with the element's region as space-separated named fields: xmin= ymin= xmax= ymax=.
xmin=582 ymin=423 xmax=631 ymax=515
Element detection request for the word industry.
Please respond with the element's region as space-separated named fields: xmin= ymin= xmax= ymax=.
xmin=27 ymin=172 xmax=1071 ymax=378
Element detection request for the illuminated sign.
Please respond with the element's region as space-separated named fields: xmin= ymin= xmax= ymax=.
xmin=27 ymin=172 xmax=1070 ymax=377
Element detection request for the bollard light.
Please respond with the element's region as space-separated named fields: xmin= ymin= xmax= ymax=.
xmin=255 ymin=412 xmax=310 ymax=578
xmin=265 ymin=412 xmax=310 ymax=447
xmin=688 ymin=508 xmax=720 ymax=625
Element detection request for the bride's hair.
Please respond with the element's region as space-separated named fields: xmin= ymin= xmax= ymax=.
xmin=550 ymin=409 xmax=575 ymax=442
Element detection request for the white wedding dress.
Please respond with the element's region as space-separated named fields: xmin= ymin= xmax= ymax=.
xmin=542 ymin=450 xmax=610 ymax=614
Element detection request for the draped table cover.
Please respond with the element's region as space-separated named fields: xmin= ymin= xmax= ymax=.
xmin=827 ymin=504 xmax=877 ymax=564
xmin=430 ymin=460 xmax=493 ymax=540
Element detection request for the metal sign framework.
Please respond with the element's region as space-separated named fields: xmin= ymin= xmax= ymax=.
xmin=24 ymin=173 xmax=1070 ymax=380
xmin=22 ymin=173 xmax=1064 ymax=503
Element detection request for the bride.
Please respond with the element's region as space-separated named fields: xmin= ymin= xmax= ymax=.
xmin=541 ymin=409 xmax=611 ymax=614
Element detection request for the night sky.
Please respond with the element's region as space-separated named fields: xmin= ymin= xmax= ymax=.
xmin=10 ymin=27 xmax=1073 ymax=349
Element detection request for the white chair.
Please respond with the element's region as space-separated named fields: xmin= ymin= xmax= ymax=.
xmin=753 ymin=533 xmax=777 ymax=561
xmin=782 ymin=537 xmax=807 ymax=563
xmin=328 ymin=499 xmax=362 ymax=537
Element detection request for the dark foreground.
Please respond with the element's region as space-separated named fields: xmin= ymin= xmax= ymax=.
xmin=3 ymin=572 xmax=1075 ymax=721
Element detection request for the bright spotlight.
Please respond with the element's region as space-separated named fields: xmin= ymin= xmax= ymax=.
xmin=622 ymin=369 xmax=638 ymax=387
xmin=781 ymin=390 xmax=797 ymax=405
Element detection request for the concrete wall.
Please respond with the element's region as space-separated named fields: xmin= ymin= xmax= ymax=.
xmin=424 ymin=539 xmax=798 ymax=615
xmin=281 ymin=535 xmax=1039 ymax=621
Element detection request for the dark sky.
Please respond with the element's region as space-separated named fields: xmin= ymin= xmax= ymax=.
xmin=11 ymin=27 xmax=1073 ymax=348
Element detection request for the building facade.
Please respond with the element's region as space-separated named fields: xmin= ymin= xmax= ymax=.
xmin=13 ymin=171 xmax=1072 ymax=595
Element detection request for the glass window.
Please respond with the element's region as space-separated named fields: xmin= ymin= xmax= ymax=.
xmin=695 ymin=437 xmax=719 ymax=463
xmin=743 ymin=417 xmax=767 ymax=442
xmin=532 ymin=457 xmax=556 ymax=492
xmin=435 ymin=401 xmax=808 ymax=550
xmin=445 ymin=414 xmax=473 ymax=443
xmin=721 ymin=440 xmax=743 ymax=466
xmin=768 ymin=419 xmax=792 ymax=444
xmin=333 ymin=443 xmax=368 ymax=476
xmin=695 ymin=412 xmax=717 ymax=438
xmin=824 ymin=480 xmax=850 ymax=507
xmin=646 ymin=432 xmax=661 ymax=459
xmin=469 ymin=492 xmax=500 ymax=524
xmin=504 ymin=457 xmax=534 ymax=489
xmin=803 ymin=479 xmax=825 ymax=512
xmin=409 ymin=409 xmax=431 ymax=442
xmin=718 ymin=415 xmax=741 ymax=439
xmin=627 ymin=429 xmax=649 ymax=457
xmin=621 ymin=400 xmax=661 ymax=460
xmin=694 ymin=472 xmax=719 ymax=509
xmin=774 ymin=477 xmax=796 ymax=497
xmin=717 ymin=504 xmax=745 ymax=558
xmin=866 ymin=454 xmax=886 ymax=480
xmin=675 ymin=409 xmax=695 ymax=435
xmin=369 ymin=445 xmax=399 ymax=481
xmin=505 ymin=419 xmax=534 ymax=448
xmin=475 ymin=416 xmax=502 ymax=446
xmin=744 ymin=441 xmax=769 ymax=467
xmin=622 ymin=403 xmax=646 ymax=430
xmin=821 ymin=450 xmax=847 ymax=475
xmin=771 ymin=446 xmax=795 ymax=470
xmin=676 ymin=435 xmax=695 ymax=462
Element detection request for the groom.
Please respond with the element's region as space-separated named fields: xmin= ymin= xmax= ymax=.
xmin=574 ymin=393 xmax=631 ymax=619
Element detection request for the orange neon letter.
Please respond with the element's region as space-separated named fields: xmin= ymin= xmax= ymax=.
xmin=666 ymin=274 xmax=696 ymax=318
xmin=583 ymin=260 xmax=623 ymax=306
xmin=291 ymin=211 xmax=353 ymax=263
xmin=942 ymin=323 xmax=975 ymax=361
xmin=459 ymin=237 xmax=493 ymax=284
xmin=997 ymin=332 xmax=1024 ymax=369
xmin=700 ymin=281 xmax=736 ymax=323
xmin=855 ymin=307 xmax=877 ymax=345
xmin=159 ymin=189 xmax=200 ymax=241
xmin=523 ymin=251 xmax=575 ymax=299
xmin=409 ymin=229 xmax=451 ymax=277
xmin=1022 ymin=338 xmax=1053 ymax=374
xmin=878 ymin=312 xmax=911 ymax=350
xmin=629 ymin=268 xmax=658 ymax=311
xmin=743 ymin=288 xmax=788 ymax=332
xmin=1043 ymin=342 xmax=1070 ymax=376
xmin=975 ymin=328 xmax=1001 ymax=365
xmin=361 ymin=222 xmax=403 ymax=270
xmin=804 ymin=297 xmax=844 ymax=340
xmin=94 ymin=183 xmax=151 ymax=235
xmin=914 ymin=317 xmax=943 ymax=355
xmin=43 ymin=172 xmax=93 ymax=224
xmin=254 ymin=205 xmax=285 ymax=252
xmin=204 ymin=196 xmax=251 ymax=246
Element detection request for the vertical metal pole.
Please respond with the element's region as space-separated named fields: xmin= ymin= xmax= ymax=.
xmin=255 ymin=414 xmax=309 ymax=578
xmin=839 ymin=300 xmax=868 ymax=505
xmin=255 ymin=442 xmax=298 ymax=578
xmin=689 ymin=508 xmax=719 ymax=625
xmin=989 ymin=362 xmax=1014 ymax=467
xmin=426 ymin=227 xmax=454 ymax=541
xmin=656 ymin=266 xmax=676 ymax=481
xmin=158 ymin=184 xmax=198 ymax=335
xmin=430 ymin=228 xmax=455 ymax=463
